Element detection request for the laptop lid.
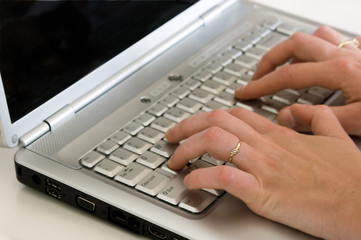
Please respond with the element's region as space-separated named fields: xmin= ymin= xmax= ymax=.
xmin=0 ymin=0 xmax=229 ymax=148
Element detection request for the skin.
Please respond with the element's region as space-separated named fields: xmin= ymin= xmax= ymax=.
xmin=165 ymin=26 xmax=361 ymax=240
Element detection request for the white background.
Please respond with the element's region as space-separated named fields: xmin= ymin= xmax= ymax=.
xmin=0 ymin=1 xmax=360 ymax=240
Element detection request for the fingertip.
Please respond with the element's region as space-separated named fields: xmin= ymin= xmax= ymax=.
xmin=165 ymin=126 xmax=176 ymax=142
xmin=234 ymin=86 xmax=245 ymax=99
xmin=183 ymin=174 xmax=192 ymax=188
xmin=278 ymin=107 xmax=296 ymax=129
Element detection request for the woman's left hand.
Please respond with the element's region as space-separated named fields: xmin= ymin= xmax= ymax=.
xmin=166 ymin=106 xmax=361 ymax=240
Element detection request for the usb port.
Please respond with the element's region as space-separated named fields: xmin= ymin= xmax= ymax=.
xmin=46 ymin=178 xmax=61 ymax=190
xmin=46 ymin=188 xmax=62 ymax=200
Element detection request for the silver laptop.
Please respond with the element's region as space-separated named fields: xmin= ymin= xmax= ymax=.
xmin=0 ymin=1 xmax=357 ymax=239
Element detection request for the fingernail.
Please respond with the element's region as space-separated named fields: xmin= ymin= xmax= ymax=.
xmin=235 ymin=86 xmax=244 ymax=92
xmin=167 ymin=157 xmax=174 ymax=169
xmin=165 ymin=127 xmax=173 ymax=141
xmin=280 ymin=108 xmax=296 ymax=129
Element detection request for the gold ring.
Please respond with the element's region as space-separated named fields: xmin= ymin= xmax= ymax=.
xmin=229 ymin=141 xmax=242 ymax=164
xmin=338 ymin=38 xmax=360 ymax=48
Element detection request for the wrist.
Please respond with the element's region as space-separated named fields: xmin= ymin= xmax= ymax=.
xmin=334 ymin=184 xmax=361 ymax=240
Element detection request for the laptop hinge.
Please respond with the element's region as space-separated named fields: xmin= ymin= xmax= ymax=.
xmin=19 ymin=105 xmax=75 ymax=147
xmin=200 ymin=0 xmax=238 ymax=24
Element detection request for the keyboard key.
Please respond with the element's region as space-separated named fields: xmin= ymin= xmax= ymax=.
xmin=307 ymin=86 xmax=333 ymax=99
xmin=225 ymin=82 xmax=243 ymax=94
xmin=137 ymin=127 xmax=164 ymax=144
xmin=150 ymin=140 xmax=178 ymax=158
xmin=297 ymin=93 xmax=323 ymax=105
xmin=242 ymin=32 xmax=262 ymax=45
xmin=81 ymin=151 xmax=105 ymax=168
xmin=271 ymin=90 xmax=298 ymax=105
xmin=206 ymin=61 xmax=223 ymax=74
xmin=235 ymin=55 xmax=258 ymax=70
xmin=236 ymin=99 xmax=262 ymax=111
xmin=151 ymin=117 xmax=176 ymax=133
xmin=252 ymin=25 xmax=271 ymax=38
xmin=246 ymin=47 xmax=267 ymax=60
xmin=147 ymin=103 xmax=168 ymax=117
xmin=179 ymin=190 xmax=217 ymax=213
xmin=176 ymin=98 xmax=203 ymax=113
xmin=123 ymin=137 xmax=152 ymax=155
xmin=217 ymin=49 xmax=241 ymax=65
xmin=182 ymin=78 xmax=201 ymax=91
xmin=222 ymin=47 xmax=242 ymax=59
xmin=202 ymin=100 xmax=227 ymax=112
xmin=161 ymin=160 xmax=182 ymax=175
xmin=193 ymin=69 xmax=212 ymax=82
xmin=136 ymin=151 xmax=166 ymax=169
xmin=171 ymin=86 xmax=190 ymax=99
xmin=94 ymin=159 xmax=124 ymax=178
xmin=256 ymin=32 xmax=287 ymax=51
xmin=110 ymin=131 xmax=131 ymax=145
xmin=261 ymin=97 xmax=288 ymax=114
xmin=135 ymin=113 xmax=156 ymax=126
xmin=136 ymin=170 xmax=173 ymax=196
xmin=262 ymin=16 xmax=282 ymax=30
xmin=189 ymin=88 xmax=214 ymax=104
xmin=277 ymin=23 xmax=300 ymax=35
xmin=237 ymin=73 xmax=253 ymax=86
xmin=201 ymin=80 xmax=225 ymax=95
xmin=114 ymin=162 xmax=152 ymax=187
xmin=284 ymin=88 xmax=307 ymax=96
xmin=234 ymin=39 xmax=253 ymax=52
xmin=164 ymin=107 xmax=191 ymax=122
xmin=157 ymin=170 xmax=191 ymax=205
xmin=160 ymin=94 xmax=179 ymax=107
xmin=223 ymin=63 xmax=248 ymax=78
xmin=109 ymin=147 xmax=138 ymax=165
xmin=123 ymin=121 xmax=144 ymax=135
xmin=212 ymin=71 xmax=237 ymax=85
xmin=97 ymin=140 xmax=119 ymax=155
xmin=213 ymin=91 xmax=236 ymax=106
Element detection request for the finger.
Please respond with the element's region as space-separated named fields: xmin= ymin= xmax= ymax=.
xmin=252 ymin=32 xmax=338 ymax=80
xmin=169 ymin=126 xmax=262 ymax=173
xmin=329 ymin=103 xmax=361 ymax=136
xmin=166 ymin=109 xmax=260 ymax=145
xmin=184 ymin=165 xmax=259 ymax=205
xmin=168 ymin=127 xmax=239 ymax=170
xmin=312 ymin=25 xmax=347 ymax=45
xmin=278 ymin=104 xmax=350 ymax=139
xmin=226 ymin=107 xmax=277 ymax=134
xmin=235 ymin=60 xmax=341 ymax=100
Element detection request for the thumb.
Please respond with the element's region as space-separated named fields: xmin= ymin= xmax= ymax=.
xmin=278 ymin=104 xmax=349 ymax=138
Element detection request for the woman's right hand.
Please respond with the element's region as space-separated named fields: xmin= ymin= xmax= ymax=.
xmin=235 ymin=26 xmax=361 ymax=136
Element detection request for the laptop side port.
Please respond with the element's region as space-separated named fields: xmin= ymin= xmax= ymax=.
xmin=147 ymin=225 xmax=167 ymax=240
xmin=109 ymin=208 xmax=141 ymax=233
xmin=46 ymin=188 xmax=62 ymax=200
xmin=46 ymin=178 xmax=62 ymax=190
xmin=77 ymin=196 xmax=96 ymax=212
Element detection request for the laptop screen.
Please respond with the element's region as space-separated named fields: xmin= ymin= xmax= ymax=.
xmin=0 ymin=0 xmax=197 ymax=123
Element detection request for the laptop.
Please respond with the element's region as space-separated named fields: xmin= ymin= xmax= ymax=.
xmin=1 ymin=1 xmax=359 ymax=239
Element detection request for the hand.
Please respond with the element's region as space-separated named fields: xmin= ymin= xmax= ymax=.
xmin=235 ymin=26 xmax=361 ymax=136
xmin=166 ymin=107 xmax=361 ymax=240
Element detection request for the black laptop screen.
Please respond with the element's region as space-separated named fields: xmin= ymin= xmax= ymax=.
xmin=0 ymin=0 xmax=197 ymax=123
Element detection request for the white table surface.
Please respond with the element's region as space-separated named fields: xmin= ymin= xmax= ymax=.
xmin=1 ymin=1 xmax=360 ymax=240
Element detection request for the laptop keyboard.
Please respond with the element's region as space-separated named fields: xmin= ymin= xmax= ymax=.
xmin=80 ymin=16 xmax=333 ymax=214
